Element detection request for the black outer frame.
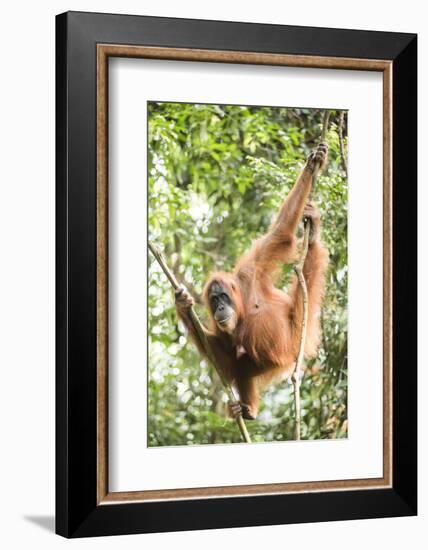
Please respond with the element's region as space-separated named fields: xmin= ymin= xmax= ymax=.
xmin=56 ymin=11 xmax=417 ymax=538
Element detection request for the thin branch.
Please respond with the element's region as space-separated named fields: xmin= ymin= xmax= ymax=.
xmin=338 ymin=111 xmax=348 ymax=179
xmin=292 ymin=225 xmax=310 ymax=440
xmin=292 ymin=109 xmax=331 ymax=441
xmin=148 ymin=242 xmax=252 ymax=443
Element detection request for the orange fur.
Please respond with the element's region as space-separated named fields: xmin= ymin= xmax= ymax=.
xmin=176 ymin=154 xmax=329 ymax=419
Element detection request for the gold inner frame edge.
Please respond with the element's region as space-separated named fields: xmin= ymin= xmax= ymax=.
xmin=96 ymin=44 xmax=393 ymax=505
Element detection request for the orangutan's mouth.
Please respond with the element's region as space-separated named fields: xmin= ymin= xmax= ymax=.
xmin=217 ymin=316 xmax=232 ymax=325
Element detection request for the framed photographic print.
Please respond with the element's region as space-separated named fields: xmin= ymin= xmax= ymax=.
xmin=56 ymin=11 xmax=417 ymax=538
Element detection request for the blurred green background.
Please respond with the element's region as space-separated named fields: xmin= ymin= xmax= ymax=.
xmin=148 ymin=103 xmax=348 ymax=446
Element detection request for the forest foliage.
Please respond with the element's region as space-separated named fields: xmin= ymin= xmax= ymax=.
xmin=148 ymin=102 xmax=348 ymax=446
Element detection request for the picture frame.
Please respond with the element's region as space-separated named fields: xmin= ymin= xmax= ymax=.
xmin=56 ymin=11 xmax=417 ymax=538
